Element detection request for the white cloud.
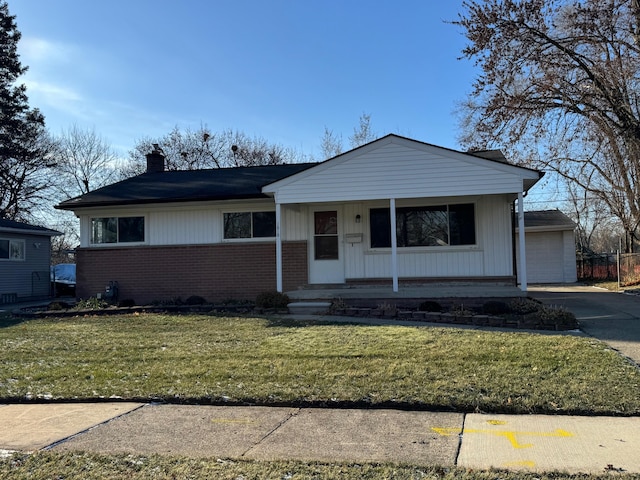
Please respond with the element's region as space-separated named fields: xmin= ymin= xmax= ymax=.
xmin=20 ymin=37 xmax=75 ymax=64
xmin=23 ymin=79 xmax=89 ymax=123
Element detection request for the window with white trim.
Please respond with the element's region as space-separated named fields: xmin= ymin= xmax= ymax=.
xmin=0 ymin=238 xmax=25 ymax=260
xmin=223 ymin=211 xmax=276 ymax=239
xmin=370 ymin=203 xmax=476 ymax=248
xmin=91 ymin=217 xmax=145 ymax=244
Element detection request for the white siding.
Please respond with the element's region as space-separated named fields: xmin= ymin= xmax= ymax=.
xmin=265 ymin=139 xmax=538 ymax=204
xmin=78 ymin=201 xmax=283 ymax=247
xmin=479 ymin=195 xmax=514 ymax=275
xmin=339 ymin=195 xmax=514 ymax=280
xmin=150 ymin=210 xmax=219 ymax=244
xmin=281 ymin=204 xmax=307 ymax=241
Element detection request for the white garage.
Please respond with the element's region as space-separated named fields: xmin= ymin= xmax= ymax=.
xmin=517 ymin=210 xmax=577 ymax=284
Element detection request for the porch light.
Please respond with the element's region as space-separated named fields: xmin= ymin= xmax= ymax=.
xmin=355 ymin=214 xmax=361 ymax=223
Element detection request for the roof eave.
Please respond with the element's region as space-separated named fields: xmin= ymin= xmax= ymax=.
xmin=0 ymin=227 xmax=62 ymax=236
xmin=56 ymin=193 xmax=273 ymax=211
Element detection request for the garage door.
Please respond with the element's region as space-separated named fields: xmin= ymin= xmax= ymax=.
xmin=525 ymin=232 xmax=565 ymax=283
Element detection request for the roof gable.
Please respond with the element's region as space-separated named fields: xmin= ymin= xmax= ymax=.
xmin=263 ymin=134 xmax=542 ymax=203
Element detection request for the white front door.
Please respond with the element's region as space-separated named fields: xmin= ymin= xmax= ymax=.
xmin=309 ymin=208 xmax=345 ymax=284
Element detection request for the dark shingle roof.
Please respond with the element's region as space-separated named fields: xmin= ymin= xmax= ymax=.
xmin=524 ymin=210 xmax=576 ymax=229
xmin=0 ymin=218 xmax=61 ymax=236
xmin=56 ymin=163 xmax=318 ymax=210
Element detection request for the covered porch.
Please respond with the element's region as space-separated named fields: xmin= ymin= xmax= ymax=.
xmin=286 ymin=281 xmax=525 ymax=304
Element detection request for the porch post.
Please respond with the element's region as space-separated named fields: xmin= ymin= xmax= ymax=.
xmin=390 ymin=197 xmax=399 ymax=292
xmin=275 ymin=202 xmax=283 ymax=293
xmin=517 ymin=191 xmax=527 ymax=292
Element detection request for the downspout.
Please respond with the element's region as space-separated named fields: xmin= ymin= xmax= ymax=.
xmin=275 ymin=201 xmax=283 ymax=293
xmin=517 ymin=191 xmax=527 ymax=292
xmin=390 ymin=198 xmax=398 ymax=292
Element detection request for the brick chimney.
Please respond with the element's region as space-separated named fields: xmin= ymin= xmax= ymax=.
xmin=146 ymin=144 xmax=165 ymax=173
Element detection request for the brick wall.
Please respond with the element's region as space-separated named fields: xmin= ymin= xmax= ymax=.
xmin=76 ymin=241 xmax=308 ymax=304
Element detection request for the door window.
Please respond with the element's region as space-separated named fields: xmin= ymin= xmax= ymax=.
xmin=314 ymin=211 xmax=338 ymax=260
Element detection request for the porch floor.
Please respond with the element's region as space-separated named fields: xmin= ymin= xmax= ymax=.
xmin=286 ymin=283 xmax=525 ymax=301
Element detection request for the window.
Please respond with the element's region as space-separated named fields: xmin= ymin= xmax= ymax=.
xmin=0 ymin=239 xmax=25 ymax=261
xmin=370 ymin=204 xmax=475 ymax=248
xmin=314 ymin=210 xmax=338 ymax=260
xmin=91 ymin=217 xmax=145 ymax=244
xmin=224 ymin=211 xmax=276 ymax=239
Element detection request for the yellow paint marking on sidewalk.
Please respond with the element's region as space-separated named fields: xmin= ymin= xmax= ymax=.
xmin=487 ymin=419 xmax=507 ymax=425
xmin=504 ymin=460 xmax=536 ymax=468
xmin=432 ymin=427 xmax=574 ymax=449
xmin=431 ymin=427 xmax=461 ymax=436
xmin=210 ymin=418 xmax=257 ymax=425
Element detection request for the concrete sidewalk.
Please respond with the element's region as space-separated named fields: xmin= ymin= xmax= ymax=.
xmin=1 ymin=403 xmax=639 ymax=474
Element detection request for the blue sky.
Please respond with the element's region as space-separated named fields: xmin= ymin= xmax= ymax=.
xmin=10 ymin=1 xmax=477 ymax=159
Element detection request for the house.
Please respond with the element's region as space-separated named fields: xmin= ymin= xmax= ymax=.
xmin=518 ymin=210 xmax=577 ymax=284
xmin=56 ymin=134 xmax=543 ymax=304
xmin=0 ymin=218 xmax=61 ymax=303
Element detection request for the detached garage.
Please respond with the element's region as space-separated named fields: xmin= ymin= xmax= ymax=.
xmin=517 ymin=210 xmax=577 ymax=284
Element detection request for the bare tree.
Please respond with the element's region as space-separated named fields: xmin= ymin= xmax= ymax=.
xmin=563 ymin=180 xmax=615 ymax=254
xmin=54 ymin=125 xmax=118 ymax=197
xmin=349 ymin=113 xmax=377 ymax=148
xmin=320 ymin=127 xmax=343 ymax=158
xmin=121 ymin=126 xmax=306 ymax=177
xmin=454 ymin=0 xmax=640 ymax=251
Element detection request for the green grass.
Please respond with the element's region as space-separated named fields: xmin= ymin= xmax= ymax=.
xmin=1 ymin=313 xmax=639 ymax=415
xmin=0 ymin=451 xmax=636 ymax=480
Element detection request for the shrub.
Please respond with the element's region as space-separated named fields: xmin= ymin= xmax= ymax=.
xmin=118 ymin=299 xmax=135 ymax=308
xmin=482 ymin=300 xmax=509 ymax=315
xmin=75 ymin=297 xmax=109 ymax=310
xmin=418 ymin=300 xmax=442 ymax=312
xmin=185 ymin=295 xmax=207 ymax=305
xmin=508 ymin=297 xmax=541 ymax=314
xmin=537 ymin=305 xmax=578 ymax=328
xmin=255 ymin=291 xmax=290 ymax=309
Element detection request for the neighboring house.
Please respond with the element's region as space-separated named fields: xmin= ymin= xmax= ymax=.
xmin=0 ymin=218 xmax=61 ymax=303
xmin=517 ymin=210 xmax=577 ymax=284
xmin=56 ymin=134 xmax=543 ymax=304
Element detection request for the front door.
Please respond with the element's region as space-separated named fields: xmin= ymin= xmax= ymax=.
xmin=309 ymin=208 xmax=344 ymax=284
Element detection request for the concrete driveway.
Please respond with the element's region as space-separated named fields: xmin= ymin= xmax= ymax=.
xmin=529 ymin=285 xmax=640 ymax=365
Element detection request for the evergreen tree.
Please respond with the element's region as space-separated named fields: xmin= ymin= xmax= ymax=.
xmin=0 ymin=1 xmax=53 ymax=220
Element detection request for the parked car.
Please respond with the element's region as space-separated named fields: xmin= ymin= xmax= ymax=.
xmin=51 ymin=263 xmax=76 ymax=297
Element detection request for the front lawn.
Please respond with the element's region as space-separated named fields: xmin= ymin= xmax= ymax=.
xmin=1 ymin=313 xmax=638 ymax=415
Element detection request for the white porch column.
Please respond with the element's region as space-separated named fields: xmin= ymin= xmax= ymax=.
xmin=390 ymin=198 xmax=399 ymax=292
xmin=275 ymin=202 xmax=283 ymax=293
xmin=517 ymin=191 xmax=527 ymax=292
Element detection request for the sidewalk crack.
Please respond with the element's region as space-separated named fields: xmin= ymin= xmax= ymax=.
xmin=42 ymin=403 xmax=147 ymax=451
xmin=241 ymin=407 xmax=300 ymax=457
xmin=454 ymin=413 xmax=466 ymax=466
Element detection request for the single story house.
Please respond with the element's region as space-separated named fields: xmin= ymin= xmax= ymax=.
xmin=56 ymin=134 xmax=544 ymax=304
xmin=518 ymin=210 xmax=577 ymax=284
xmin=0 ymin=218 xmax=61 ymax=303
